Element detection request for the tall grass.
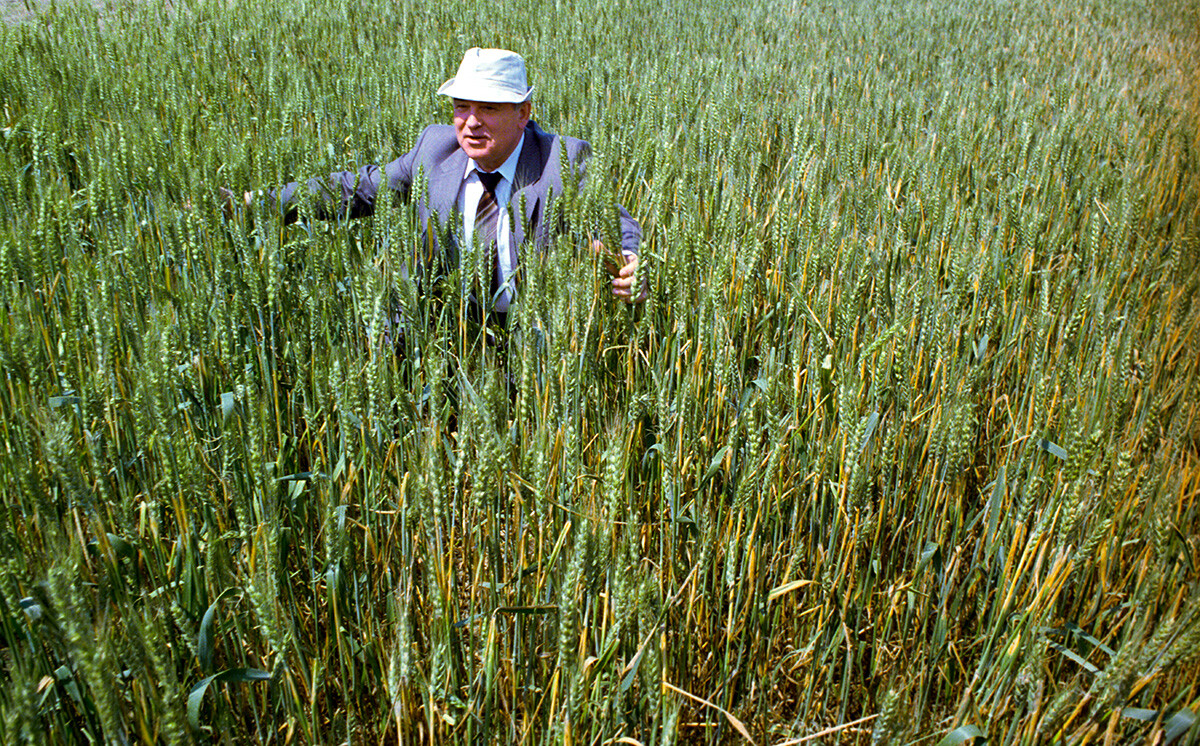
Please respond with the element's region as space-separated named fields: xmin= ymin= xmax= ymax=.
xmin=0 ymin=0 xmax=1197 ymax=742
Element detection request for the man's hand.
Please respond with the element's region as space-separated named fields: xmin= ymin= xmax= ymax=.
xmin=218 ymin=187 xmax=253 ymax=217
xmin=610 ymin=254 xmax=647 ymax=304
xmin=594 ymin=240 xmax=647 ymax=304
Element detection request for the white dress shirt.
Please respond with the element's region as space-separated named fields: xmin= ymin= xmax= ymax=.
xmin=460 ymin=134 xmax=524 ymax=312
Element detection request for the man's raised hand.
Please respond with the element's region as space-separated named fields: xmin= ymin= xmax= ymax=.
xmin=593 ymin=239 xmax=646 ymax=305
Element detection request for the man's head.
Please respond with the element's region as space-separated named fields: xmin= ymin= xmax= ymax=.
xmin=451 ymin=99 xmax=530 ymax=172
xmin=439 ymin=48 xmax=534 ymax=171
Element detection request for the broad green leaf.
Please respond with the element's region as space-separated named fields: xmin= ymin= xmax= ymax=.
xmin=220 ymin=392 xmax=235 ymax=419
xmin=915 ymin=542 xmax=941 ymax=575
xmin=1121 ymin=707 xmax=1158 ymax=721
xmin=1037 ymin=438 xmax=1068 ymax=460
xmin=620 ymin=643 xmax=647 ymax=694
xmin=187 ymin=668 xmax=273 ymax=734
xmin=858 ymin=410 xmax=880 ymax=456
xmin=198 ymin=588 xmax=242 ymax=674
xmin=768 ymin=579 xmax=814 ymax=601
xmin=1165 ymin=708 xmax=1196 ymax=744
xmin=495 ymin=605 xmax=557 ymax=615
xmin=197 ymin=603 xmax=218 ymax=674
xmin=1047 ymin=622 xmax=1117 ymax=658
xmin=54 ymin=665 xmax=84 ymax=705
xmin=277 ymin=471 xmax=327 ymax=481
xmin=974 ymin=333 xmax=989 ymax=361
xmin=106 ymin=533 xmax=134 ymax=560
xmin=934 ymin=724 xmax=986 ymax=746
xmin=19 ymin=597 xmax=43 ymax=621
xmin=985 ymin=466 xmax=1005 ymax=558
xmin=640 ymin=442 xmax=664 ymax=471
xmin=1045 ymin=638 xmax=1099 ymax=673
xmin=703 ymin=446 xmax=731 ymax=484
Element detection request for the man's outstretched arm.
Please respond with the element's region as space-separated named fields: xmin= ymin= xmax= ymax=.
xmin=222 ymin=128 xmax=430 ymax=222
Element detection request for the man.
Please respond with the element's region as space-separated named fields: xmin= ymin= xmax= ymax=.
xmin=263 ymin=47 xmax=645 ymax=314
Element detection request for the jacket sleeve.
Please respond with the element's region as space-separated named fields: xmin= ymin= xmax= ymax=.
xmin=272 ymin=128 xmax=428 ymax=221
xmin=566 ymin=136 xmax=642 ymax=257
xmin=617 ymin=204 xmax=642 ymax=258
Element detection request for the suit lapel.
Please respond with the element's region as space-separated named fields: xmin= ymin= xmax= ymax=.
xmin=512 ymin=130 xmax=544 ymax=192
xmin=429 ymin=148 xmax=468 ymax=223
xmin=511 ymin=125 xmax=548 ymax=246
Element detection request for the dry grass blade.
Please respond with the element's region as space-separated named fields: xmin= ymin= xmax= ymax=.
xmin=662 ymin=680 xmax=756 ymax=744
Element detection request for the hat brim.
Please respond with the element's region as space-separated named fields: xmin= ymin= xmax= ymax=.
xmin=437 ymin=78 xmax=533 ymax=104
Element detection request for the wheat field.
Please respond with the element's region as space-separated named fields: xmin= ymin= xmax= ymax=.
xmin=0 ymin=0 xmax=1197 ymax=742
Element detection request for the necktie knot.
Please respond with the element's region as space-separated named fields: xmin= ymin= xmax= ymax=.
xmin=478 ymin=170 xmax=503 ymax=194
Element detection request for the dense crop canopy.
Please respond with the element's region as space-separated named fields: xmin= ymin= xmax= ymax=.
xmin=0 ymin=0 xmax=1197 ymax=742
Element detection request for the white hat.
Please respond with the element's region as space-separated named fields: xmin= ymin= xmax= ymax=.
xmin=437 ymin=48 xmax=534 ymax=103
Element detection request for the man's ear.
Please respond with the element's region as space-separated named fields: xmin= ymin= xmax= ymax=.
xmin=518 ymin=101 xmax=532 ymax=123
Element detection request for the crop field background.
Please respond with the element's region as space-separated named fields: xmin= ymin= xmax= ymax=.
xmin=1 ymin=0 xmax=1199 ymax=742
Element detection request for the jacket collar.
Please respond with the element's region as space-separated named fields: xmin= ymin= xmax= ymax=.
xmin=513 ymin=122 xmax=548 ymax=192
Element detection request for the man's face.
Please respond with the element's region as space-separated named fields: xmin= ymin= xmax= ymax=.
xmin=453 ymin=99 xmax=531 ymax=172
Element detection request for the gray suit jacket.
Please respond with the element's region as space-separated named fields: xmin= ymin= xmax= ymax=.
xmin=278 ymin=121 xmax=642 ymax=268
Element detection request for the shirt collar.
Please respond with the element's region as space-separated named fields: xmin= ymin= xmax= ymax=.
xmin=464 ymin=133 xmax=525 ymax=186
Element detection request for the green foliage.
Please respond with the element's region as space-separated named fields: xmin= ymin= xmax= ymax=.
xmin=1 ymin=0 xmax=1198 ymax=742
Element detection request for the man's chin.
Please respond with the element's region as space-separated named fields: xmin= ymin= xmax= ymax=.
xmin=460 ymin=140 xmax=491 ymax=158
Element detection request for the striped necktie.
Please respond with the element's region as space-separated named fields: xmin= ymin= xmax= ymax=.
xmin=475 ymin=171 xmax=503 ymax=251
xmin=475 ymin=170 xmax=504 ymax=303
